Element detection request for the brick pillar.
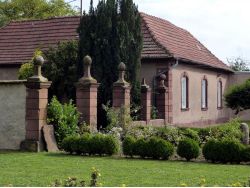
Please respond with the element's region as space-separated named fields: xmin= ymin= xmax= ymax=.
xmin=141 ymin=78 xmax=151 ymax=124
xmin=21 ymin=56 xmax=51 ymax=152
xmin=76 ymin=55 xmax=99 ymax=131
xmin=113 ymin=62 xmax=131 ymax=108
xmin=156 ymin=74 xmax=168 ymax=122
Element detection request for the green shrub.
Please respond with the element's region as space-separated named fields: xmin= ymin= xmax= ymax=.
xmin=78 ymin=134 xmax=92 ymax=155
xmin=148 ymin=137 xmax=174 ymax=160
xmin=62 ymin=134 xmax=119 ymax=156
xmin=47 ymin=96 xmax=80 ymax=147
xmin=179 ymin=128 xmax=200 ymax=144
xmin=18 ymin=62 xmax=34 ymax=80
xmin=123 ymin=136 xmax=136 ymax=157
xmin=219 ymin=139 xmax=245 ymax=164
xmin=134 ymin=138 xmax=148 ymax=158
xmin=202 ymin=139 xmax=221 ymax=163
xmin=177 ymin=138 xmax=200 ymax=161
xmin=203 ymin=139 xmax=245 ymax=164
xmin=155 ymin=126 xmax=180 ymax=146
xmin=103 ymin=135 xmax=120 ymax=155
xmin=241 ymin=146 xmax=250 ymax=162
xmin=197 ymin=128 xmax=211 ymax=144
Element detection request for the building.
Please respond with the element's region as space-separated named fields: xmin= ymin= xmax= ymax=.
xmin=0 ymin=13 xmax=249 ymax=126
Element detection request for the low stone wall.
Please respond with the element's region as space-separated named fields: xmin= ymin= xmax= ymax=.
xmin=0 ymin=80 xmax=26 ymax=150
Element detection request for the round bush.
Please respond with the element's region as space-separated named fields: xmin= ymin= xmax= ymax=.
xmin=78 ymin=134 xmax=92 ymax=155
xmin=149 ymin=137 xmax=174 ymax=160
xmin=219 ymin=139 xmax=245 ymax=164
xmin=89 ymin=134 xmax=106 ymax=155
xmin=241 ymin=146 xmax=250 ymax=162
xmin=202 ymin=139 xmax=221 ymax=163
xmin=179 ymin=128 xmax=200 ymax=144
xmin=123 ymin=136 xmax=136 ymax=157
xmin=177 ymin=138 xmax=200 ymax=161
xmin=104 ymin=135 xmax=120 ymax=155
xmin=134 ymin=138 xmax=148 ymax=158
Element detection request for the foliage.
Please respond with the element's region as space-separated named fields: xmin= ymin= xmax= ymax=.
xmin=62 ymin=134 xmax=120 ymax=156
xmin=241 ymin=146 xmax=250 ymax=162
xmin=102 ymin=103 xmax=132 ymax=131
xmin=225 ymin=79 xmax=250 ymax=114
xmin=203 ymin=139 xmax=245 ymax=164
xmin=123 ymin=136 xmax=174 ymax=160
xmin=79 ymin=122 xmax=91 ymax=135
xmin=177 ymin=138 xmax=200 ymax=161
xmin=51 ymin=167 xmax=101 ymax=187
xmin=228 ymin=57 xmax=250 ymax=71
xmin=178 ymin=128 xmax=200 ymax=144
xmin=0 ymin=0 xmax=77 ymax=27
xmin=126 ymin=126 xmax=157 ymax=139
xmin=47 ymin=96 xmax=80 ymax=147
xmin=122 ymin=136 xmax=136 ymax=157
xmin=151 ymin=106 xmax=158 ymax=119
xmin=155 ymin=126 xmax=180 ymax=146
xmin=18 ymin=49 xmax=42 ymax=79
xmin=78 ymin=0 xmax=143 ymax=127
xmin=43 ymin=40 xmax=79 ymax=102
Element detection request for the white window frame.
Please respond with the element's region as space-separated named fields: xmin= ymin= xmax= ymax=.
xmin=217 ymin=80 xmax=223 ymax=108
xmin=181 ymin=76 xmax=188 ymax=109
xmin=201 ymin=79 xmax=208 ymax=109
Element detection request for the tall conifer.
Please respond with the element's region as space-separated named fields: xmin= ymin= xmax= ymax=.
xmin=78 ymin=0 xmax=142 ymax=127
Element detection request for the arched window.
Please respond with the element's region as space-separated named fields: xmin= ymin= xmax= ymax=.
xmin=181 ymin=74 xmax=189 ymax=109
xmin=201 ymin=78 xmax=208 ymax=109
xmin=217 ymin=80 xmax=223 ymax=108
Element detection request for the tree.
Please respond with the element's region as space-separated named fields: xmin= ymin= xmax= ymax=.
xmin=0 ymin=0 xmax=77 ymax=27
xmin=78 ymin=0 xmax=142 ymax=127
xmin=43 ymin=40 xmax=79 ymax=102
xmin=228 ymin=57 xmax=250 ymax=71
xmin=225 ymin=79 xmax=250 ymax=114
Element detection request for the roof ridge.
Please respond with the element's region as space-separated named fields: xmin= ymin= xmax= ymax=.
xmin=8 ymin=15 xmax=80 ymax=25
xmin=140 ymin=12 xmax=172 ymax=57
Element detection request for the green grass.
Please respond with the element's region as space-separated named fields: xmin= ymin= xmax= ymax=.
xmin=0 ymin=152 xmax=249 ymax=187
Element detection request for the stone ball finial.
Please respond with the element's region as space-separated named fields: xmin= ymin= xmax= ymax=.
xmin=83 ymin=55 xmax=92 ymax=65
xmin=118 ymin=62 xmax=126 ymax=71
xmin=159 ymin=74 xmax=166 ymax=80
xmin=34 ymin=56 xmax=44 ymax=66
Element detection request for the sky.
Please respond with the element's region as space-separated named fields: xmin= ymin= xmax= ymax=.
xmin=67 ymin=0 xmax=250 ymax=64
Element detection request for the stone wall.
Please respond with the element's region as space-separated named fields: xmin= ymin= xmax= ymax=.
xmin=0 ymin=80 xmax=26 ymax=150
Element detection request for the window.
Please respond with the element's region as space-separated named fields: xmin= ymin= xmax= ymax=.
xmin=201 ymin=78 xmax=208 ymax=109
xmin=181 ymin=75 xmax=188 ymax=109
xmin=217 ymin=80 xmax=223 ymax=108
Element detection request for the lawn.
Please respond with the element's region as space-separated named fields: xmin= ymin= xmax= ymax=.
xmin=0 ymin=152 xmax=249 ymax=187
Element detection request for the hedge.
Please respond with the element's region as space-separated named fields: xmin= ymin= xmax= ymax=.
xmin=62 ymin=134 xmax=119 ymax=156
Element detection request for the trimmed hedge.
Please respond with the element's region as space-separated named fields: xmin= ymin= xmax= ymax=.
xmin=202 ymin=139 xmax=246 ymax=164
xmin=122 ymin=136 xmax=174 ymax=160
xmin=62 ymin=134 xmax=119 ymax=156
xmin=177 ymin=138 xmax=200 ymax=161
xmin=241 ymin=146 xmax=250 ymax=162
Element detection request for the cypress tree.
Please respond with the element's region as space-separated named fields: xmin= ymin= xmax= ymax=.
xmin=78 ymin=0 xmax=142 ymax=127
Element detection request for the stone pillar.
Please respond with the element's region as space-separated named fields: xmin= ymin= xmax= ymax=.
xmin=241 ymin=123 xmax=249 ymax=145
xmin=156 ymin=74 xmax=168 ymax=122
xmin=76 ymin=55 xmax=99 ymax=131
xmin=113 ymin=62 xmax=131 ymax=108
xmin=141 ymin=78 xmax=151 ymax=124
xmin=21 ymin=56 xmax=51 ymax=152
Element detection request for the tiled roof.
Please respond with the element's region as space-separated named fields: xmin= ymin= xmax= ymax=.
xmin=141 ymin=12 xmax=231 ymax=71
xmin=0 ymin=13 xmax=231 ymax=71
xmin=0 ymin=16 xmax=80 ymax=65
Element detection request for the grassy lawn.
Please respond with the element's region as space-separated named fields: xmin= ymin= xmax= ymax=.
xmin=0 ymin=152 xmax=249 ymax=187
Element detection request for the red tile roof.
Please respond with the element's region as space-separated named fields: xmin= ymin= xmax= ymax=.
xmin=141 ymin=12 xmax=231 ymax=71
xmin=0 ymin=13 xmax=231 ymax=71
xmin=0 ymin=16 xmax=80 ymax=65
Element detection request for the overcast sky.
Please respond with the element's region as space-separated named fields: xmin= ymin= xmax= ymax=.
xmin=68 ymin=0 xmax=250 ymax=64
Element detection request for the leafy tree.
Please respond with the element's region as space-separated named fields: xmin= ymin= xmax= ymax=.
xmin=0 ymin=0 xmax=78 ymax=27
xmin=228 ymin=57 xmax=250 ymax=71
xmin=78 ymin=0 xmax=142 ymax=127
xmin=43 ymin=40 xmax=79 ymax=102
xmin=225 ymin=79 xmax=250 ymax=114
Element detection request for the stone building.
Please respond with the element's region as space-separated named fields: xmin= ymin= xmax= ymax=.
xmin=0 ymin=12 xmax=249 ymax=127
